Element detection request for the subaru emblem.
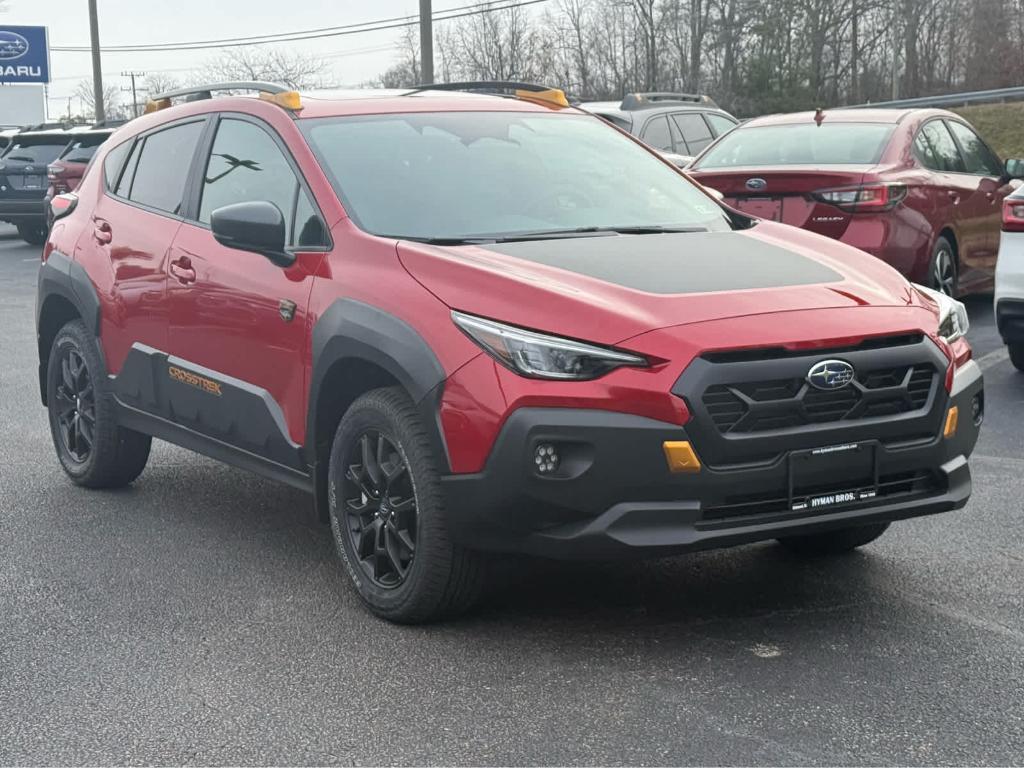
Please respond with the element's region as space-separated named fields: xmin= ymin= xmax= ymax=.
xmin=0 ymin=31 xmax=29 ymax=61
xmin=807 ymin=359 xmax=855 ymax=391
xmin=745 ymin=177 xmax=767 ymax=191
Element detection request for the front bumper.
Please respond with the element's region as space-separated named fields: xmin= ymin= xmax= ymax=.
xmin=441 ymin=360 xmax=983 ymax=558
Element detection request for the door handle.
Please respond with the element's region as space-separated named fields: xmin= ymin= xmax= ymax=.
xmin=170 ymin=256 xmax=196 ymax=285
xmin=986 ymin=191 xmax=996 ymax=202
xmin=93 ymin=220 xmax=112 ymax=244
xmin=946 ymin=191 xmax=960 ymax=205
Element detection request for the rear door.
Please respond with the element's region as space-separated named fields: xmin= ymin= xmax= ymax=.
xmin=671 ymin=112 xmax=715 ymax=156
xmin=80 ymin=118 xmax=207 ymax=374
xmin=165 ymin=114 xmax=330 ymax=465
xmin=915 ymin=119 xmax=990 ymax=286
xmin=945 ymin=118 xmax=1006 ymax=285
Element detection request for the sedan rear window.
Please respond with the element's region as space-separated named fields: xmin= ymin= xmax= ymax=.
xmin=694 ymin=123 xmax=895 ymax=168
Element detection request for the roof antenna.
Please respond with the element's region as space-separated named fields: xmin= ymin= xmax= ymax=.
xmin=814 ymin=108 xmax=825 ymax=126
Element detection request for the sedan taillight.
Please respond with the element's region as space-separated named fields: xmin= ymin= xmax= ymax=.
xmin=1003 ymin=199 xmax=1024 ymax=232
xmin=811 ymin=183 xmax=907 ymax=212
xmin=46 ymin=163 xmax=64 ymax=182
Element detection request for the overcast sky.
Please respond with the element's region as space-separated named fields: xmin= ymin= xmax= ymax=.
xmin=8 ymin=0 xmax=429 ymax=116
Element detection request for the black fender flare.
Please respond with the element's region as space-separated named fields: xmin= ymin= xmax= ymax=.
xmin=306 ymin=299 xmax=450 ymax=518
xmin=36 ymin=250 xmax=103 ymax=403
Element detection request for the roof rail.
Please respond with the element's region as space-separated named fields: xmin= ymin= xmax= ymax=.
xmin=405 ymin=81 xmax=570 ymax=108
xmin=620 ymin=92 xmax=717 ymax=110
xmin=144 ymin=82 xmax=300 ymax=114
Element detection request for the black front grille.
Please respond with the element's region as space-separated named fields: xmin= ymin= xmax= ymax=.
xmin=702 ymin=364 xmax=937 ymax=434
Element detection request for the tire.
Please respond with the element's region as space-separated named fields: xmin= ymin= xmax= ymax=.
xmin=777 ymin=522 xmax=890 ymax=556
xmin=928 ymin=236 xmax=958 ymax=297
xmin=17 ymin=222 xmax=47 ymax=246
xmin=327 ymin=386 xmax=485 ymax=623
xmin=46 ymin=319 xmax=152 ymax=488
xmin=1009 ymin=343 xmax=1024 ymax=373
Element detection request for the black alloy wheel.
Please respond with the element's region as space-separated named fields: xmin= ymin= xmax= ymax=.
xmin=341 ymin=430 xmax=418 ymax=589
xmin=52 ymin=347 xmax=96 ymax=464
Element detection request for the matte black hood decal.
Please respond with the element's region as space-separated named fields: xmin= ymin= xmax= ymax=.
xmin=481 ymin=231 xmax=842 ymax=294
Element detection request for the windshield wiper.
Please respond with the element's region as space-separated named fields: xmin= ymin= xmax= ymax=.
xmin=488 ymin=225 xmax=708 ymax=242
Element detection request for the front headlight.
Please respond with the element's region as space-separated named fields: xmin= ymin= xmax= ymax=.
xmin=452 ymin=311 xmax=648 ymax=380
xmin=914 ymin=284 xmax=969 ymax=343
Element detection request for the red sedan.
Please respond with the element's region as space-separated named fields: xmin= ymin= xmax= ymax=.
xmin=689 ymin=108 xmax=1023 ymax=296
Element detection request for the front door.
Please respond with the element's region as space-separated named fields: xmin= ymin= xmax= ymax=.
xmin=166 ymin=116 xmax=330 ymax=471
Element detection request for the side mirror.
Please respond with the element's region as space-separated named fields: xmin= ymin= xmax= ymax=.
xmin=210 ymin=201 xmax=293 ymax=268
xmin=1002 ymin=158 xmax=1024 ymax=183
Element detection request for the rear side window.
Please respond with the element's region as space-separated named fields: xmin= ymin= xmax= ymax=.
xmin=120 ymin=121 xmax=204 ymax=214
xmin=640 ymin=115 xmax=673 ymax=152
xmin=918 ymin=121 xmax=964 ymax=173
xmin=198 ymin=118 xmax=325 ymax=247
xmin=673 ymin=113 xmax=714 ymax=154
xmin=946 ymin=120 xmax=1002 ymax=176
xmin=694 ymin=123 xmax=895 ymax=167
xmin=102 ymin=140 xmax=132 ymax=191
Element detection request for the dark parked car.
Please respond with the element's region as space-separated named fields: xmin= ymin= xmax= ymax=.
xmin=0 ymin=129 xmax=71 ymax=245
xmin=689 ymin=108 xmax=1023 ymax=296
xmin=44 ymin=129 xmax=113 ymax=227
xmin=579 ymin=92 xmax=738 ymax=167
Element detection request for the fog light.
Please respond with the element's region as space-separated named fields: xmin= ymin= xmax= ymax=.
xmin=663 ymin=440 xmax=701 ymax=473
xmin=971 ymin=392 xmax=984 ymax=426
xmin=534 ymin=443 xmax=560 ymax=474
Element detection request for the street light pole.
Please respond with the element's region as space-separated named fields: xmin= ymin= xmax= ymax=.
xmin=419 ymin=0 xmax=434 ymax=85
xmin=87 ymin=0 xmax=105 ymax=123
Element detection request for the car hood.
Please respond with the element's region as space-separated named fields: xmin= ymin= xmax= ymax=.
xmin=397 ymin=222 xmax=924 ymax=345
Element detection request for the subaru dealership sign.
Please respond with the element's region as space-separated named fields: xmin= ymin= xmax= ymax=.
xmin=0 ymin=26 xmax=50 ymax=84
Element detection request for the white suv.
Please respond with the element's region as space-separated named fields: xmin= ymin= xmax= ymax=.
xmin=996 ymin=182 xmax=1024 ymax=371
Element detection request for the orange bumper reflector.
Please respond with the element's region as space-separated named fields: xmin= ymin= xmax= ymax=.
xmin=663 ymin=441 xmax=701 ymax=473
xmin=944 ymin=406 xmax=959 ymax=438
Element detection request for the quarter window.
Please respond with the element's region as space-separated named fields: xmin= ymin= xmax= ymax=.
xmin=102 ymin=140 xmax=132 ymax=191
xmin=946 ymin=120 xmax=1002 ymax=176
xmin=120 ymin=121 xmax=204 ymax=214
xmin=641 ymin=115 xmax=673 ymax=152
xmin=199 ymin=118 xmax=325 ymax=247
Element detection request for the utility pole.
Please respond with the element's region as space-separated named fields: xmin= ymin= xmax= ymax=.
xmin=87 ymin=0 xmax=105 ymax=123
xmin=121 ymin=70 xmax=146 ymax=118
xmin=419 ymin=0 xmax=434 ymax=85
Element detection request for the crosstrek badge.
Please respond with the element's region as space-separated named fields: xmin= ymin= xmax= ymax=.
xmin=168 ymin=365 xmax=222 ymax=396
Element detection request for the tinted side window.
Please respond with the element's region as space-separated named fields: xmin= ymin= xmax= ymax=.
xmin=946 ymin=120 xmax=1002 ymax=176
xmin=706 ymin=113 xmax=737 ymax=136
xmin=126 ymin=121 xmax=204 ymax=214
xmin=199 ymin=119 xmax=301 ymax=242
xmin=103 ymin=140 xmax=132 ymax=191
xmin=673 ymin=113 xmax=714 ymax=154
xmin=640 ymin=115 xmax=673 ymax=152
xmin=919 ymin=121 xmax=965 ymax=173
xmin=913 ymin=130 xmax=940 ymax=169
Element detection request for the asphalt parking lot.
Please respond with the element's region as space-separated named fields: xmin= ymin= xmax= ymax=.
xmin=1 ymin=224 xmax=1022 ymax=766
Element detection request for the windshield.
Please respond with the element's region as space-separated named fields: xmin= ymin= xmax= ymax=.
xmin=695 ymin=123 xmax=895 ymax=168
xmin=2 ymin=139 xmax=67 ymax=165
xmin=301 ymin=111 xmax=732 ymax=241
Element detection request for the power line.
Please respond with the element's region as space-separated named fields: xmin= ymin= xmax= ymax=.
xmin=51 ymin=0 xmax=549 ymax=53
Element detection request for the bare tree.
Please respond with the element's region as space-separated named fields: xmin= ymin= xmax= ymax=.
xmin=141 ymin=72 xmax=181 ymax=97
xmin=74 ymin=79 xmax=124 ymax=121
xmin=377 ymin=25 xmax=420 ymax=88
xmin=198 ymin=46 xmax=326 ymax=90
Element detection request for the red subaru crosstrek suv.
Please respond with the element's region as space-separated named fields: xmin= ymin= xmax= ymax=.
xmin=688 ymin=108 xmax=1023 ymax=297
xmin=38 ymin=83 xmax=983 ymax=622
